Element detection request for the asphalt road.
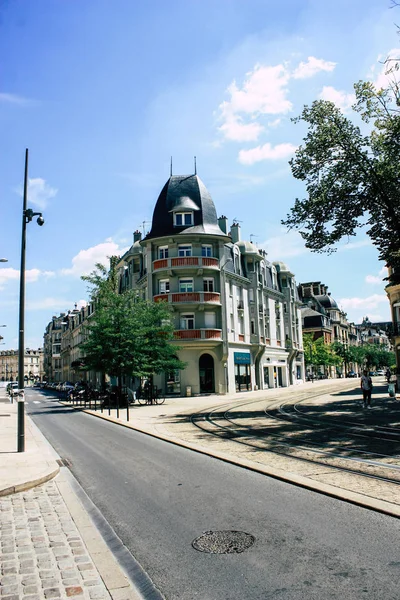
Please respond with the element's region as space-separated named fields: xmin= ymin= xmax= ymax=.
xmin=26 ymin=389 xmax=400 ymax=600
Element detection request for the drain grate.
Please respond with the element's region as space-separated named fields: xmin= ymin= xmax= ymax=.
xmin=192 ymin=530 xmax=255 ymax=554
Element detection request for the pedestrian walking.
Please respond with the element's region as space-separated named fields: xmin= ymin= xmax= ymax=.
xmin=360 ymin=369 xmax=373 ymax=408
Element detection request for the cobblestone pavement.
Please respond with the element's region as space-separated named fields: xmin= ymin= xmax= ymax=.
xmin=0 ymin=480 xmax=111 ymax=600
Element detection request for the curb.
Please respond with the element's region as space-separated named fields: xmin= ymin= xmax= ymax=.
xmin=65 ymin=403 xmax=400 ymax=520
xmin=0 ymin=465 xmax=60 ymax=497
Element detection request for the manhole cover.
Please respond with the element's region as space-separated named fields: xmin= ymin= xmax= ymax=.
xmin=192 ymin=530 xmax=255 ymax=554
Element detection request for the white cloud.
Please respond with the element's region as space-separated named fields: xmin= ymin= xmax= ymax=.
xmin=238 ymin=142 xmax=297 ymax=164
xmin=261 ymin=230 xmax=310 ymax=261
xmin=0 ymin=267 xmax=55 ymax=290
xmin=365 ymin=266 xmax=387 ymax=285
xmin=292 ymin=56 xmax=336 ymax=79
xmin=338 ymin=294 xmax=388 ymax=311
xmin=16 ymin=178 xmax=58 ymax=210
xmin=218 ymin=104 xmax=264 ymax=141
xmin=0 ymin=92 xmax=34 ymax=106
xmin=319 ymin=86 xmax=355 ymax=112
xmin=217 ymin=63 xmax=292 ymax=142
xmin=61 ymin=240 xmax=128 ymax=277
xmin=26 ymin=297 xmax=87 ymax=311
xmin=267 ymin=118 xmax=281 ymax=128
xmin=337 ymin=239 xmax=372 ymax=252
xmin=372 ymin=47 xmax=400 ymax=90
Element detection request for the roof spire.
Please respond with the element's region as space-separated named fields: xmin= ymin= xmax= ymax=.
xmin=170 ymin=156 xmax=173 ymax=177
xmin=194 ymin=156 xmax=197 ymax=175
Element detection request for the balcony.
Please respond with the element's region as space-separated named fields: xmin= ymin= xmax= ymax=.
xmin=153 ymin=256 xmax=219 ymax=271
xmin=154 ymin=292 xmax=221 ymax=305
xmin=174 ymin=329 xmax=222 ymax=340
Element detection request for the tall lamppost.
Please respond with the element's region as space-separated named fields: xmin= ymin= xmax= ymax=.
xmin=17 ymin=149 xmax=45 ymax=452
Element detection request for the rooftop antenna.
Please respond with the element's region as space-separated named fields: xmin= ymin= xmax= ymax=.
xmin=142 ymin=220 xmax=151 ymax=236
xmin=194 ymin=156 xmax=197 ymax=175
xmin=250 ymin=234 xmax=258 ymax=243
xmin=232 ymin=218 xmax=243 ymax=225
xmin=170 ymin=156 xmax=173 ymax=177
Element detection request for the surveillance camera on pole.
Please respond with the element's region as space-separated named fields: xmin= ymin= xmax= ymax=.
xmin=18 ymin=149 xmax=45 ymax=453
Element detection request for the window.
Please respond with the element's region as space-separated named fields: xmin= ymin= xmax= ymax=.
xmin=251 ymin=320 xmax=255 ymax=334
xmin=159 ymin=280 xmax=170 ymax=294
xmin=178 ymin=245 xmax=192 ymax=257
xmin=179 ymin=278 xmax=193 ymax=293
xmin=203 ymin=278 xmax=214 ymax=292
xmin=174 ymin=212 xmax=193 ymax=226
xmin=204 ymin=312 xmax=216 ymax=328
xmin=159 ymin=246 xmax=169 ymax=259
xmin=201 ymin=245 xmax=212 ymax=257
xmin=180 ymin=313 xmax=195 ymax=329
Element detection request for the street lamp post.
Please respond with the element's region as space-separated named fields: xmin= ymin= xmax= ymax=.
xmin=17 ymin=148 xmax=45 ymax=452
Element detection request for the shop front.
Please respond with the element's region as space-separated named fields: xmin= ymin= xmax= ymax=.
xmin=234 ymin=352 xmax=251 ymax=392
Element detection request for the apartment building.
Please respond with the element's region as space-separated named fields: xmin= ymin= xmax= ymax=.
xmin=117 ymin=172 xmax=305 ymax=395
xmin=0 ymin=348 xmax=44 ymax=382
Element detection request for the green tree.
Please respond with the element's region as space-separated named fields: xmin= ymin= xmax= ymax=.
xmin=81 ymin=259 xmax=185 ymax=397
xmin=282 ymin=73 xmax=400 ymax=282
xmin=303 ymin=333 xmax=340 ymax=376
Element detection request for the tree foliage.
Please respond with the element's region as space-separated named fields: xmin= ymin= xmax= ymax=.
xmin=80 ymin=259 xmax=185 ymax=384
xmin=303 ymin=333 xmax=340 ymax=368
xmin=282 ymin=71 xmax=400 ymax=282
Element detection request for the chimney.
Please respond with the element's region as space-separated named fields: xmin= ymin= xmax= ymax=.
xmin=133 ymin=230 xmax=142 ymax=243
xmin=218 ymin=215 xmax=228 ymax=234
xmin=230 ymin=222 xmax=241 ymax=243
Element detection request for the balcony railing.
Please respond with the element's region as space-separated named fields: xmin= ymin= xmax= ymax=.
xmin=174 ymin=328 xmax=222 ymax=340
xmin=154 ymin=292 xmax=221 ymax=305
xmin=153 ymin=256 xmax=219 ymax=271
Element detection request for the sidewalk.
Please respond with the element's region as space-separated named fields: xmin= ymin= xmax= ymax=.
xmin=0 ymin=389 xmax=140 ymax=600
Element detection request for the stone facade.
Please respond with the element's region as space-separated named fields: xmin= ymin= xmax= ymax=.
xmin=0 ymin=348 xmax=44 ymax=382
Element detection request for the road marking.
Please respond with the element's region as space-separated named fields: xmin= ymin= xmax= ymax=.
xmin=33 ymin=400 xmax=41 ymax=404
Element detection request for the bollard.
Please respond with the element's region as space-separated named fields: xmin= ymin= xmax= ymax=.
xmin=17 ymin=397 xmax=25 ymax=452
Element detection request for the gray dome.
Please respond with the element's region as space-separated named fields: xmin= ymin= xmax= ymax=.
xmin=273 ymin=261 xmax=289 ymax=271
xmin=315 ymin=294 xmax=338 ymax=309
xmin=236 ymin=240 xmax=259 ymax=255
xmin=130 ymin=240 xmax=142 ymax=255
xmin=145 ymin=174 xmax=227 ymax=240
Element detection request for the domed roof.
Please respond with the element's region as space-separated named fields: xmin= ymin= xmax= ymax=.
xmin=145 ymin=174 xmax=227 ymax=240
xmin=315 ymin=294 xmax=338 ymax=309
xmin=235 ymin=240 xmax=259 ymax=255
xmin=273 ymin=261 xmax=289 ymax=272
xmin=130 ymin=240 xmax=142 ymax=255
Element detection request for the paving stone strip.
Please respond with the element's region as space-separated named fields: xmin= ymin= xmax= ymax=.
xmin=0 ymin=480 xmax=111 ymax=600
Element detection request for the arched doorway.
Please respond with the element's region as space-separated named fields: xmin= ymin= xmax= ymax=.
xmin=199 ymin=353 xmax=215 ymax=393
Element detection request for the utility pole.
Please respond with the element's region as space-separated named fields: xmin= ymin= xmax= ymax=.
xmin=18 ymin=149 xmax=45 ymax=452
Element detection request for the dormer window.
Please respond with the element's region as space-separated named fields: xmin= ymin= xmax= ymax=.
xmin=174 ymin=212 xmax=193 ymax=226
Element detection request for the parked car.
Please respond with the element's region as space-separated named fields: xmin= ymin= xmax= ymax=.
xmin=62 ymin=382 xmax=75 ymax=392
xmin=346 ymin=371 xmax=357 ymax=378
xmin=375 ymin=369 xmax=385 ymax=376
xmin=6 ymin=382 xmax=19 ymax=394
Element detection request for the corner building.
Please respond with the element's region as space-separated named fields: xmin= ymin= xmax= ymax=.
xmin=118 ymin=173 xmax=305 ymax=395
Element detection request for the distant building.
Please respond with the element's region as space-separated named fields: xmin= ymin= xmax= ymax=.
xmin=0 ymin=348 xmax=44 ymax=382
xmin=298 ymin=281 xmax=361 ymax=377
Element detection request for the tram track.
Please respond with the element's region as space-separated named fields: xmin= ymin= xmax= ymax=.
xmin=189 ymin=385 xmax=400 ymax=489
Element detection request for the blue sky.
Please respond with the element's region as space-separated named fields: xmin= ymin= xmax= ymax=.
xmin=0 ymin=0 xmax=398 ymax=350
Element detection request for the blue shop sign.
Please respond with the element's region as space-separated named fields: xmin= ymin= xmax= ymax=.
xmin=234 ymin=352 xmax=251 ymax=365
